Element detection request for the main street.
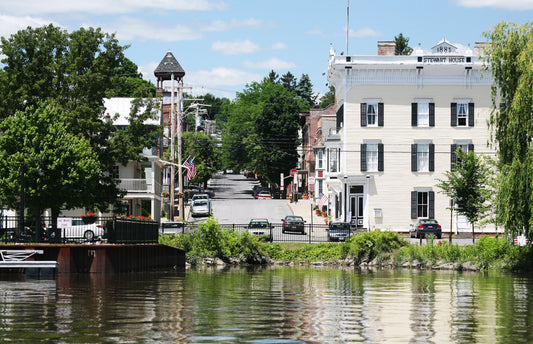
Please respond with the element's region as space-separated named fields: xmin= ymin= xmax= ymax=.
xmin=189 ymin=172 xmax=292 ymax=225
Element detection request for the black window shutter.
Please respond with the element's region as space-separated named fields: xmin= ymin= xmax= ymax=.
xmin=411 ymin=144 xmax=418 ymax=172
xmin=429 ymin=103 xmax=435 ymax=127
xmin=429 ymin=191 xmax=435 ymax=219
xmin=468 ymin=103 xmax=475 ymax=127
xmin=411 ymin=191 xmax=418 ymax=219
xmin=468 ymin=143 xmax=474 ymax=152
xmin=411 ymin=103 xmax=417 ymax=126
xmin=451 ymin=144 xmax=458 ymax=170
xmin=429 ymin=144 xmax=435 ymax=172
xmin=360 ymin=103 xmax=367 ymax=127
xmin=378 ymin=103 xmax=384 ymax=127
xmin=451 ymin=103 xmax=457 ymax=127
xmin=360 ymin=144 xmax=367 ymax=172
xmin=378 ymin=143 xmax=384 ymax=171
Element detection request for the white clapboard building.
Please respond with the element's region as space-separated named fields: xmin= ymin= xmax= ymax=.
xmin=325 ymin=39 xmax=496 ymax=234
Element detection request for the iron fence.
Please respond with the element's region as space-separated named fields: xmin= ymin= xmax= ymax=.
xmin=0 ymin=216 xmax=158 ymax=244
xmin=162 ymin=222 xmax=355 ymax=244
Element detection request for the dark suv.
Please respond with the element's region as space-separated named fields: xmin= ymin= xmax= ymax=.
xmin=410 ymin=219 xmax=442 ymax=239
xmin=327 ymin=222 xmax=352 ymax=242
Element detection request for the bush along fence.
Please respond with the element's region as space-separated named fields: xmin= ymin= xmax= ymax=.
xmin=0 ymin=215 xmax=158 ymax=244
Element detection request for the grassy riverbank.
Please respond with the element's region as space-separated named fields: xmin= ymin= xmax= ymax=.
xmin=160 ymin=218 xmax=533 ymax=271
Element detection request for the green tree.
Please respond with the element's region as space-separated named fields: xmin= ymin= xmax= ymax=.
xmin=280 ymin=71 xmax=296 ymax=91
xmin=110 ymin=57 xmax=156 ymax=97
xmin=318 ymin=85 xmax=335 ymax=109
xmin=266 ymin=70 xmax=279 ymax=84
xmin=224 ymin=79 xmax=303 ymax=185
xmin=0 ymin=25 xmax=162 ymax=216
xmin=182 ymin=132 xmax=222 ymax=188
xmin=436 ymin=148 xmax=492 ymax=243
xmin=394 ymin=33 xmax=413 ymax=55
xmin=295 ymin=73 xmax=315 ymax=109
xmin=483 ymin=22 xmax=533 ymax=240
xmin=0 ymin=102 xmax=101 ymax=224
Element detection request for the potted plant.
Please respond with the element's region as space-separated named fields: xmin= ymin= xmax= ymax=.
xmin=321 ymin=211 xmax=327 ymax=218
xmin=81 ymin=211 xmax=98 ymax=224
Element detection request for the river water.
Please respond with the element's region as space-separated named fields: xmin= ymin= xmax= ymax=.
xmin=1 ymin=267 xmax=532 ymax=343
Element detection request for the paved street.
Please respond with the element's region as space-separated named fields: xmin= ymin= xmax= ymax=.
xmin=183 ymin=173 xmax=488 ymax=245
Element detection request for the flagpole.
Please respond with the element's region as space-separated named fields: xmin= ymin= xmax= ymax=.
xmin=177 ymin=79 xmax=184 ymax=220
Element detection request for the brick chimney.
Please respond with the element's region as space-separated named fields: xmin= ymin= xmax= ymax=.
xmin=377 ymin=41 xmax=395 ymax=56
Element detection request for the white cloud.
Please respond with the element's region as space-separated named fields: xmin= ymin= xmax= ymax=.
xmin=212 ymin=40 xmax=260 ymax=55
xmin=349 ymin=27 xmax=381 ymax=38
xmin=0 ymin=15 xmax=58 ymax=38
xmin=454 ymin=0 xmax=533 ymax=10
xmin=102 ymin=17 xmax=203 ymax=42
xmin=241 ymin=58 xmax=296 ymax=70
xmin=202 ymin=18 xmax=263 ymax=32
xmin=0 ymin=0 xmax=226 ymax=15
xmin=270 ymin=42 xmax=288 ymax=50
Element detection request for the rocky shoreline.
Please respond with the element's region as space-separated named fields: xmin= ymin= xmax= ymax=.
xmin=187 ymin=256 xmax=481 ymax=272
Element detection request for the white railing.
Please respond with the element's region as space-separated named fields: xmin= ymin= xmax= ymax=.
xmin=118 ymin=179 xmax=162 ymax=195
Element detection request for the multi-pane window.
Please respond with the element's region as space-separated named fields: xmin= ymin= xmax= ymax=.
xmin=417 ymin=192 xmax=429 ymax=218
xmin=417 ymin=102 xmax=429 ymax=127
xmin=328 ymin=148 xmax=339 ymax=173
xmin=361 ymin=101 xmax=383 ymax=127
xmin=412 ymin=101 xmax=434 ymax=127
xmin=367 ymin=103 xmax=377 ymax=127
xmin=451 ymin=101 xmax=474 ymax=127
xmin=417 ymin=144 xmax=429 ymax=172
xmin=457 ymin=102 xmax=468 ymax=126
xmin=367 ymin=144 xmax=378 ymax=171
xmin=411 ymin=190 xmax=435 ymax=219
xmin=317 ymin=151 xmax=323 ymax=169
xmin=361 ymin=143 xmax=384 ymax=172
xmin=411 ymin=143 xmax=434 ymax=172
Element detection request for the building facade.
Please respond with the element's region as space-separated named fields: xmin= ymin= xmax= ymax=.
xmin=326 ymin=39 xmax=496 ymax=233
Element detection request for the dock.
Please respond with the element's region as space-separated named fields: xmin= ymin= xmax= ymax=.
xmin=0 ymin=244 xmax=185 ymax=273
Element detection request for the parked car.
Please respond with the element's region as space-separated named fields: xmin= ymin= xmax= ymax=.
xmin=182 ymin=186 xmax=215 ymax=200
xmin=327 ymin=222 xmax=353 ymax=242
xmin=55 ymin=219 xmax=104 ymax=242
xmin=252 ymin=186 xmax=269 ymax=198
xmin=159 ymin=221 xmax=185 ymax=235
xmin=190 ymin=199 xmax=211 ymax=217
xmin=191 ymin=193 xmax=210 ymax=202
xmin=247 ymin=218 xmax=272 ymax=242
xmin=281 ymin=215 xmax=305 ymax=234
xmin=257 ymin=190 xmax=272 ymax=199
xmin=410 ymin=219 xmax=442 ymax=239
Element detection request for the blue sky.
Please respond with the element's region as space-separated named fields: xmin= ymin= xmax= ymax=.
xmin=0 ymin=0 xmax=532 ymax=100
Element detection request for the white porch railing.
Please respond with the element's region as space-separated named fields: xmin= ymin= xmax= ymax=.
xmin=118 ymin=179 xmax=162 ymax=195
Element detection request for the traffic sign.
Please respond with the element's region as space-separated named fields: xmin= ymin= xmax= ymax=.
xmin=290 ymin=169 xmax=297 ymax=177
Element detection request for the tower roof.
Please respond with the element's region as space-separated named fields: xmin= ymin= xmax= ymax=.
xmin=154 ymin=50 xmax=185 ymax=80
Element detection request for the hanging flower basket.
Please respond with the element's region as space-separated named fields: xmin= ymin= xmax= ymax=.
xmin=82 ymin=212 xmax=98 ymax=224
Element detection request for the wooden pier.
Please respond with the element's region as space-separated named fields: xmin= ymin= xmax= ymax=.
xmin=0 ymin=244 xmax=185 ymax=273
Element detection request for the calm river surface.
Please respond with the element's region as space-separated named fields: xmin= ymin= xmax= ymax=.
xmin=1 ymin=267 xmax=532 ymax=343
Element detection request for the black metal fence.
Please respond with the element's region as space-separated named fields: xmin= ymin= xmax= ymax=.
xmin=0 ymin=216 xmax=158 ymax=244
xmin=162 ymin=222 xmax=355 ymax=244
xmin=1 ymin=215 xmax=355 ymax=244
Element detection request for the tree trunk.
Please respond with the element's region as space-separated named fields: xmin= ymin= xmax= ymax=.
xmin=472 ymin=222 xmax=475 ymax=244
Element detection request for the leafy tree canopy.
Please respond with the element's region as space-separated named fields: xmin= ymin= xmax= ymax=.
xmin=0 ymin=24 xmax=162 ymax=216
xmin=224 ymin=78 xmax=304 ymax=185
xmin=483 ymin=21 xmax=533 ymax=239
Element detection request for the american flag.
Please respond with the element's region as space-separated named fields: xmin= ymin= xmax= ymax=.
xmin=183 ymin=157 xmax=196 ymax=180
xmin=317 ymin=193 xmax=328 ymax=211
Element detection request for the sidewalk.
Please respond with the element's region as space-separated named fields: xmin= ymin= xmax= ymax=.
xmin=287 ymin=198 xmax=327 ymax=226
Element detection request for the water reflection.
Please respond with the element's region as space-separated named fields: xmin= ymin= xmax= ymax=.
xmin=0 ymin=268 xmax=532 ymax=343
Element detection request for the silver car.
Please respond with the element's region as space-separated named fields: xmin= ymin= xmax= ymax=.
xmin=190 ymin=199 xmax=211 ymax=217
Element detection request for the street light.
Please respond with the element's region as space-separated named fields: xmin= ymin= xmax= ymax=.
xmin=19 ymin=158 xmax=45 ymax=237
